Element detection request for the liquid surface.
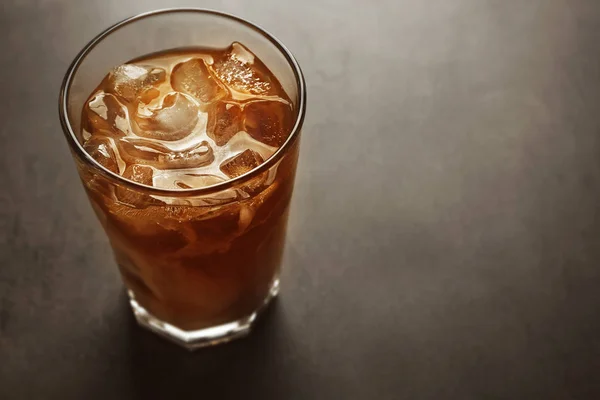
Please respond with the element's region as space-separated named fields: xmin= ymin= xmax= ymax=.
xmin=81 ymin=43 xmax=294 ymax=190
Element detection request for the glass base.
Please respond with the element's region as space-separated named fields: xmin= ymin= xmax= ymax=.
xmin=128 ymin=279 xmax=280 ymax=350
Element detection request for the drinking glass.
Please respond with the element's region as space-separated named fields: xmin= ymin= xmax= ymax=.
xmin=59 ymin=9 xmax=306 ymax=350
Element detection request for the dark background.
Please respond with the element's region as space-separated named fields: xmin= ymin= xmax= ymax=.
xmin=2 ymin=0 xmax=600 ymax=398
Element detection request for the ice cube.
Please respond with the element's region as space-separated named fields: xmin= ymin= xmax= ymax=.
xmin=174 ymin=174 xmax=224 ymax=190
xmin=207 ymin=102 xmax=243 ymax=146
xmin=118 ymin=139 xmax=214 ymax=170
xmin=171 ymin=58 xmax=227 ymax=106
xmin=115 ymin=164 xmax=160 ymax=208
xmin=105 ymin=64 xmax=166 ymax=103
xmin=82 ymin=93 xmax=131 ymax=137
xmin=220 ymin=149 xmax=268 ymax=195
xmin=139 ymin=87 xmax=161 ymax=104
xmin=106 ymin=203 xmax=188 ymax=254
xmin=117 ymin=139 xmax=166 ymax=166
xmin=211 ymin=43 xmax=275 ymax=96
xmin=83 ymin=136 xmax=121 ymax=173
xmin=133 ymin=92 xmax=199 ymax=141
xmin=237 ymin=204 xmax=255 ymax=232
xmin=153 ymin=171 xmax=225 ymax=191
xmin=243 ymin=101 xmax=294 ymax=147
xmin=158 ymin=141 xmax=214 ymax=169
xmin=123 ymin=164 xmax=154 ymax=185
xmin=219 ymin=149 xmax=264 ymax=178
xmin=172 ymin=202 xmax=252 ymax=256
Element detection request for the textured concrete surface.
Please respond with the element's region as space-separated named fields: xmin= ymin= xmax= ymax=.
xmin=1 ymin=0 xmax=600 ymax=398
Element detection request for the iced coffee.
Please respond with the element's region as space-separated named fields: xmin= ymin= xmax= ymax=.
xmin=75 ymin=41 xmax=299 ymax=346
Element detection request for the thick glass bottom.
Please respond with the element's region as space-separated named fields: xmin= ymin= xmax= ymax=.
xmin=128 ymin=279 xmax=280 ymax=350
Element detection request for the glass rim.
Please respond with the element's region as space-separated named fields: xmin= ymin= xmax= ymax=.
xmin=59 ymin=8 xmax=306 ymax=197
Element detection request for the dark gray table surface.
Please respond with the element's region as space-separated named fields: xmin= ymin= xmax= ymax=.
xmin=2 ymin=0 xmax=600 ymax=398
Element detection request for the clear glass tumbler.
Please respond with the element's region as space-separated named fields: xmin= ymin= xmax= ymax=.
xmin=59 ymin=9 xmax=306 ymax=350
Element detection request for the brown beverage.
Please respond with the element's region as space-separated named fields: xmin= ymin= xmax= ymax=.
xmin=77 ymin=43 xmax=298 ymax=338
